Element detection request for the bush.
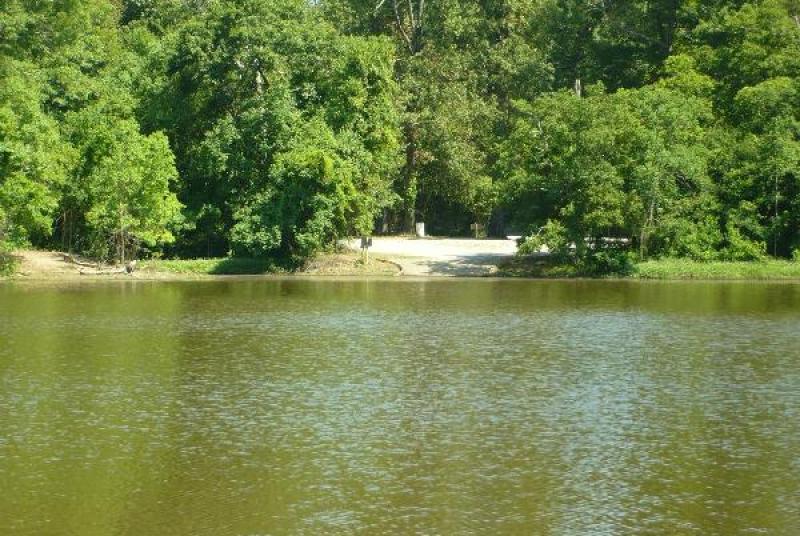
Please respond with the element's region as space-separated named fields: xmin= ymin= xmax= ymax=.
xmin=0 ymin=219 xmax=17 ymax=275
xmin=722 ymin=224 xmax=765 ymax=261
xmin=518 ymin=220 xmax=570 ymax=259
xmin=0 ymin=247 xmax=16 ymax=276
xmin=583 ymin=250 xmax=636 ymax=276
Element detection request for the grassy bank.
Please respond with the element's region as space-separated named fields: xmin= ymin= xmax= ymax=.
xmin=633 ymin=259 xmax=800 ymax=280
xmin=497 ymin=256 xmax=800 ymax=280
xmin=139 ymin=253 xmax=399 ymax=277
xmin=139 ymin=257 xmax=286 ymax=275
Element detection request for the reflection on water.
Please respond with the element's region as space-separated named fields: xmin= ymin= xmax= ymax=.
xmin=1 ymin=279 xmax=799 ymax=535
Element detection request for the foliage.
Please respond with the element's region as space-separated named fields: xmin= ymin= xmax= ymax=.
xmin=0 ymin=59 xmax=74 ymax=245
xmin=1 ymin=0 xmax=799 ymax=266
xmin=518 ymin=220 xmax=569 ymax=259
xmin=0 ymin=251 xmax=16 ymax=276
xmin=148 ymin=0 xmax=401 ymax=257
xmin=0 ymin=228 xmax=16 ymax=275
xmin=501 ymin=82 xmax=717 ymax=262
xmin=230 ymin=121 xmax=386 ymax=259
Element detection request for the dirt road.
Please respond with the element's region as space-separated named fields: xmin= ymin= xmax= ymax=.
xmin=344 ymin=237 xmax=518 ymax=276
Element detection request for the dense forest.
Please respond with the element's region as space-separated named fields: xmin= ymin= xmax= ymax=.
xmin=1 ymin=0 xmax=799 ymax=267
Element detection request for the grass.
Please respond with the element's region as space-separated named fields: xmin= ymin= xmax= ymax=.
xmin=633 ymin=258 xmax=800 ymax=280
xmin=141 ymin=253 xmax=400 ymax=277
xmin=140 ymin=257 xmax=287 ymax=275
xmin=497 ymin=255 xmax=800 ymax=280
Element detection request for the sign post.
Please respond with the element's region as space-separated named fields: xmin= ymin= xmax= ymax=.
xmin=470 ymin=223 xmax=484 ymax=238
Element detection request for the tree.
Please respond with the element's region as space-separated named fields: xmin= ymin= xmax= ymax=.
xmin=66 ymin=107 xmax=182 ymax=261
xmin=0 ymin=59 xmax=74 ymax=246
xmin=149 ymin=0 xmax=400 ymax=258
xmin=686 ymin=1 xmax=800 ymax=257
xmin=231 ymin=120 xmax=384 ymax=259
xmin=322 ymin=0 xmax=553 ymax=234
xmin=499 ymin=81 xmax=716 ymax=261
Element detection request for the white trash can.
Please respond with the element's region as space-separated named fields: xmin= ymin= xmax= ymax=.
xmin=415 ymin=222 xmax=425 ymax=238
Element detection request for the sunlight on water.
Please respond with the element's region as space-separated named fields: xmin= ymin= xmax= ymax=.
xmin=1 ymin=279 xmax=799 ymax=535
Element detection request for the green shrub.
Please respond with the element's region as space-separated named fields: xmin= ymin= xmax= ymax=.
xmin=722 ymin=224 xmax=766 ymax=261
xmin=584 ymin=250 xmax=636 ymax=276
xmin=518 ymin=220 xmax=570 ymax=259
xmin=0 ymin=249 xmax=16 ymax=276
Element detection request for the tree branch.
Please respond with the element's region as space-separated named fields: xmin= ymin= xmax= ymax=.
xmin=407 ymin=0 xmax=416 ymax=31
xmin=392 ymin=0 xmax=413 ymax=52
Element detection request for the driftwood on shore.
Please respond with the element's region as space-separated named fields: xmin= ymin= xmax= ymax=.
xmin=77 ymin=259 xmax=137 ymax=276
xmin=63 ymin=253 xmax=98 ymax=269
xmin=79 ymin=267 xmax=126 ymax=276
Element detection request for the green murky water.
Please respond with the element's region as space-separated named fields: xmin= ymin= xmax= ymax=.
xmin=1 ymin=279 xmax=799 ymax=535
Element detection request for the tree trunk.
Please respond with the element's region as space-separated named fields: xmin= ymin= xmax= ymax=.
xmin=774 ymin=174 xmax=780 ymax=257
xmin=381 ymin=0 xmax=426 ymax=233
xmin=118 ymin=202 xmax=125 ymax=265
xmin=640 ymin=198 xmax=656 ymax=260
xmin=403 ymin=122 xmax=418 ymax=233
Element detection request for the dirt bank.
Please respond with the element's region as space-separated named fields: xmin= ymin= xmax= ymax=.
xmin=7 ymin=250 xmax=151 ymax=280
xmin=3 ymin=250 xmax=402 ymax=281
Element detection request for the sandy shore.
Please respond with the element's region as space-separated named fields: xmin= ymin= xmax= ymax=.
xmin=6 ymin=250 xmax=175 ymax=280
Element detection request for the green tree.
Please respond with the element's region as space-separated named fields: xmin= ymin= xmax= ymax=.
xmin=0 ymin=59 xmax=74 ymax=246
xmin=149 ymin=0 xmax=400 ymax=258
xmin=321 ymin=0 xmax=553 ymax=235
xmin=66 ymin=107 xmax=182 ymax=261
xmin=499 ymin=82 xmax=716 ymax=261
xmin=231 ymin=120 xmax=384 ymax=259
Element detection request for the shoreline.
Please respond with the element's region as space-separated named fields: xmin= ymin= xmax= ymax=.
xmin=3 ymin=249 xmax=800 ymax=283
xmin=1 ymin=250 xmax=402 ymax=282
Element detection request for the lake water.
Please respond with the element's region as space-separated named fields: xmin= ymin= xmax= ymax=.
xmin=1 ymin=279 xmax=799 ymax=535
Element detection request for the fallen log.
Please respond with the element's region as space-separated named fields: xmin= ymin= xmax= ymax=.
xmin=63 ymin=253 xmax=98 ymax=269
xmin=79 ymin=267 xmax=127 ymax=276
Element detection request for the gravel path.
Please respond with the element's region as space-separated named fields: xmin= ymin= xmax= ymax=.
xmin=344 ymin=237 xmax=518 ymax=276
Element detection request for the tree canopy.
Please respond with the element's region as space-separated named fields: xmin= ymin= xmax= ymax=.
xmin=1 ymin=0 xmax=798 ymax=264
